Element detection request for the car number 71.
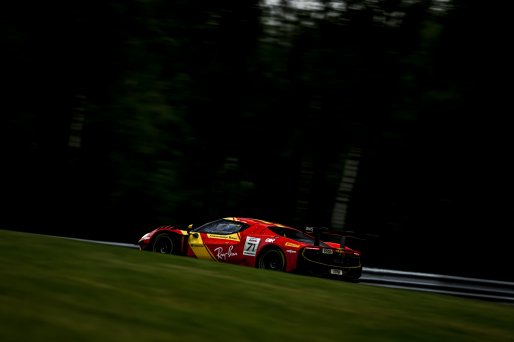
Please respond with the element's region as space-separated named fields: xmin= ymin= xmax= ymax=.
xmin=243 ymin=237 xmax=261 ymax=256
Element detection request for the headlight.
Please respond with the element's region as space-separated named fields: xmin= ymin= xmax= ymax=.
xmin=140 ymin=233 xmax=152 ymax=241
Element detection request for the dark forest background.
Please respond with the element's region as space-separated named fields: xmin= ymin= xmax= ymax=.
xmin=2 ymin=0 xmax=513 ymax=280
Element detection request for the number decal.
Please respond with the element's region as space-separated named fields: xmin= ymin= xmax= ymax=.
xmin=243 ymin=237 xmax=261 ymax=256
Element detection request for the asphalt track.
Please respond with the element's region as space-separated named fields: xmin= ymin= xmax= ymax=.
xmin=59 ymin=236 xmax=514 ymax=304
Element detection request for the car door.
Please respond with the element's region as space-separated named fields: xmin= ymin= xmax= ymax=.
xmin=187 ymin=219 xmax=246 ymax=264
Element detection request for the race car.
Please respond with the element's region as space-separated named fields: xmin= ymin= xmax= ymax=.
xmin=137 ymin=217 xmax=362 ymax=281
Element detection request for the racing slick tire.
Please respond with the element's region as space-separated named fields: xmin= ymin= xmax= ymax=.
xmin=256 ymin=247 xmax=286 ymax=271
xmin=152 ymin=233 xmax=175 ymax=254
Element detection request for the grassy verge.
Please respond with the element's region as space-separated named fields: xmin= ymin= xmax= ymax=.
xmin=1 ymin=229 xmax=513 ymax=342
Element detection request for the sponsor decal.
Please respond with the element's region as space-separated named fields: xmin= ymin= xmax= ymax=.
xmin=243 ymin=237 xmax=261 ymax=256
xmin=207 ymin=234 xmax=240 ymax=241
xmin=265 ymin=238 xmax=276 ymax=243
xmin=322 ymin=248 xmax=334 ymax=255
xmin=285 ymin=242 xmax=300 ymax=248
xmin=213 ymin=245 xmax=238 ymax=260
xmin=286 ymin=249 xmax=297 ymax=254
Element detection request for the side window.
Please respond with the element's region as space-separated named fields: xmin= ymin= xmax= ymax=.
xmin=194 ymin=221 xmax=220 ymax=233
xmin=204 ymin=221 xmax=227 ymax=233
xmin=195 ymin=220 xmax=246 ymax=234
xmin=227 ymin=222 xmax=246 ymax=233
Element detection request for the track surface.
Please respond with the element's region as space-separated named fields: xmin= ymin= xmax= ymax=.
xmin=60 ymin=236 xmax=514 ymax=304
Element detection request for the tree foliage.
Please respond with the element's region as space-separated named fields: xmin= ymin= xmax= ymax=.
xmin=1 ymin=0 xmax=512 ymax=279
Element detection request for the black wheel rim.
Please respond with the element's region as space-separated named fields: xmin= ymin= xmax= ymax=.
xmin=260 ymin=250 xmax=283 ymax=271
xmin=153 ymin=236 xmax=173 ymax=254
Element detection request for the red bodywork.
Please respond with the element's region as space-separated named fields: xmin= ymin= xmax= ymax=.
xmin=138 ymin=217 xmax=362 ymax=280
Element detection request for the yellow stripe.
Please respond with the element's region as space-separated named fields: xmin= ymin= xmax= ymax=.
xmin=188 ymin=233 xmax=217 ymax=261
xmin=207 ymin=233 xmax=240 ymax=241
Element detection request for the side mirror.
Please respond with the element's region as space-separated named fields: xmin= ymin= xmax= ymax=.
xmin=187 ymin=224 xmax=193 ymax=230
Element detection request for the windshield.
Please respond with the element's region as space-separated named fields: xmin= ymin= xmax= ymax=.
xmin=268 ymin=226 xmax=329 ymax=247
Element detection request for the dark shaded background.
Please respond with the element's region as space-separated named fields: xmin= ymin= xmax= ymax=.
xmin=2 ymin=0 xmax=512 ymax=280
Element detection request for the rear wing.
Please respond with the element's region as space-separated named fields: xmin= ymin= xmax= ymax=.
xmin=303 ymin=226 xmax=378 ymax=249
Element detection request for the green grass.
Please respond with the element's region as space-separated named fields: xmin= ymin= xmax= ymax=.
xmin=1 ymin=229 xmax=513 ymax=342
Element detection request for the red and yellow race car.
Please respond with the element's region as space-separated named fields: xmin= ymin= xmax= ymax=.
xmin=137 ymin=217 xmax=362 ymax=281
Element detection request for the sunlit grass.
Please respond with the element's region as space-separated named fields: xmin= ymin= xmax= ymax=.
xmin=1 ymin=229 xmax=513 ymax=342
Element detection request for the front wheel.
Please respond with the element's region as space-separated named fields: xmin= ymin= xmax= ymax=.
xmin=152 ymin=233 xmax=175 ymax=254
xmin=257 ymin=248 xmax=285 ymax=271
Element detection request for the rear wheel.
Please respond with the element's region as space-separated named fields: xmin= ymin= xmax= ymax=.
xmin=257 ymin=248 xmax=285 ymax=271
xmin=152 ymin=233 xmax=174 ymax=254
